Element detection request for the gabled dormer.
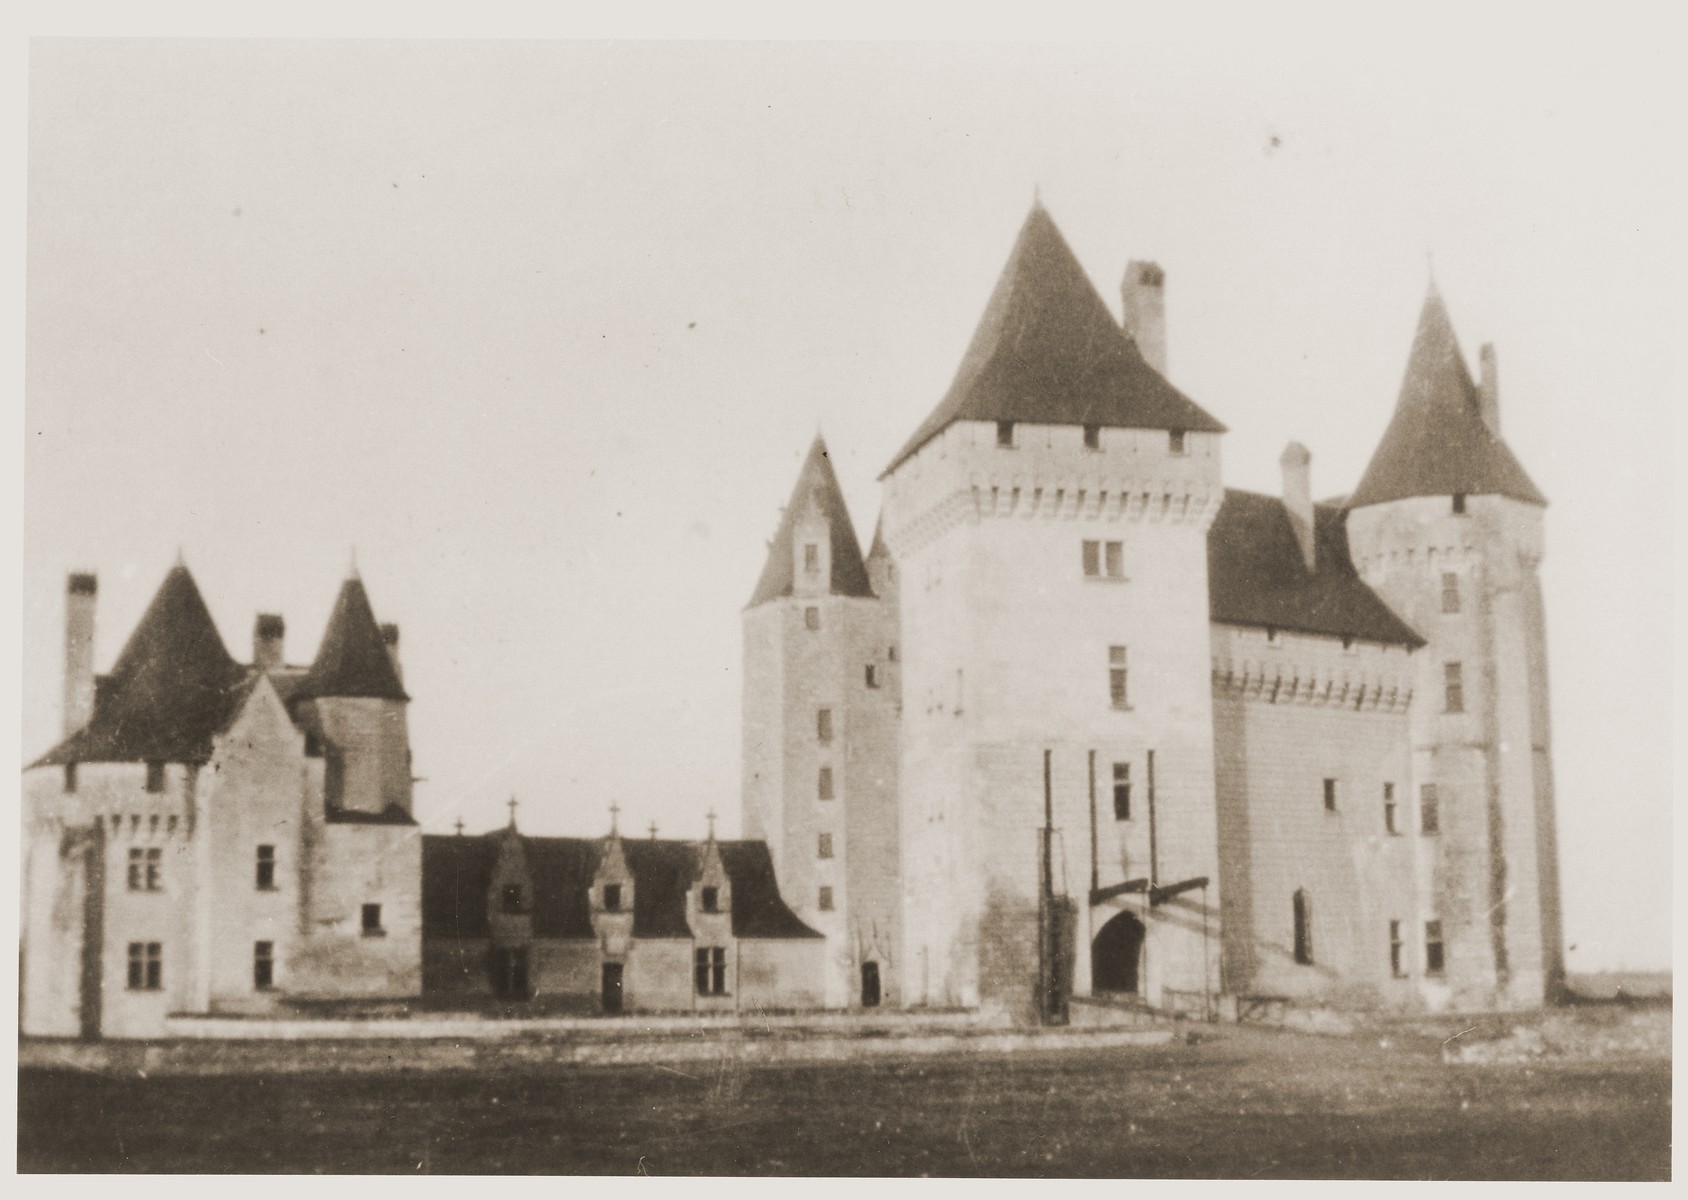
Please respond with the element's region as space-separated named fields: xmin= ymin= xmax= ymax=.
xmin=487 ymin=818 xmax=534 ymax=944
xmin=590 ymin=826 xmax=636 ymax=956
xmin=689 ymin=829 xmax=733 ymax=930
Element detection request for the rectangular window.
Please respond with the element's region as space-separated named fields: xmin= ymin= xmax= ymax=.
xmin=1082 ymin=540 xmax=1101 ymax=577
xmin=818 ymin=832 xmax=834 ymax=859
xmin=817 ymin=708 xmax=833 ymax=743
xmin=1112 ymin=763 xmax=1131 ymax=820
xmin=1425 ymin=921 xmax=1446 ymax=975
xmin=818 ymin=886 xmax=835 ymax=912
xmin=1389 ymin=921 xmax=1405 ymax=977
xmin=145 ymin=761 xmax=166 ymax=793
xmin=501 ymin=884 xmax=525 ymax=913
xmin=996 ymin=420 xmax=1015 ymax=448
xmin=1169 ymin=430 xmax=1187 ymax=455
xmin=1323 ymin=778 xmax=1338 ymax=812
xmin=1292 ymin=890 xmax=1313 ymax=965
xmin=865 ymin=664 xmax=879 ymax=688
xmin=1104 ymin=541 xmax=1124 ymax=579
xmin=1452 ymin=493 xmax=1467 ymax=515
xmin=803 ymin=543 xmax=819 ymax=573
xmin=127 ymin=942 xmax=162 ymax=991
xmin=1444 ymin=662 xmax=1464 ymax=713
xmin=1441 ymin=572 xmax=1461 ymax=613
xmin=1083 ymin=423 xmax=1100 ymax=450
xmin=694 ymin=947 xmax=728 ymax=996
xmin=1420 ymin=784 xmax=1440 ymax=835
xmin=805 ymin=606 xmax=820 ymax=631
xmin=361 ymin=903 xmax=384 ymax=935
xmin=817 ymin=765 xmax=834 ymax=800
xmin=254 ymin=941 xmax=275 ymax=990
xmin=700 ymin=885 xmax=719 ymax=913
xmin=128 ymin=847 xmax=162 ymax=892
xmin=1108 ymin=646 xmax=1129 ymax=709
xmin=602 ymin=885 xmax=623 ymax=912
xmin=63 ymin=762 xmax=77 ymax=793
xmin=1383 ymin=784 xmax=1398 ymax=835
xmin=255 ymin=845 xmax=276 ymax=891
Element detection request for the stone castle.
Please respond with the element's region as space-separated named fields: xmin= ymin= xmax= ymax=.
xmin=21 ymin=202 xmax=1563 ymax=1036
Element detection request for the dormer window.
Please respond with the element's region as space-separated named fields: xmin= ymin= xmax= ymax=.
xmin=1083 ymin=424 xmax=1100 ymax=450
xmin=603 ymin=884 xmax=623 ymax=912
xmin=700 ymin=885 xmax=720 ymax=913
xmin=1169 ymin=430 xmax=1187 ymax=455
xmin=803 ymin=543 xmax=819 ymax=574
xmin=1452 ymin=493 xmax=1467 ymax=515
xmin=996 ymin=420 xmax=1015 ymax=448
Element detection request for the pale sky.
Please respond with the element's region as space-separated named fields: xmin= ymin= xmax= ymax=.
xmin=21 ymin=33 xmax=1677 ymax=971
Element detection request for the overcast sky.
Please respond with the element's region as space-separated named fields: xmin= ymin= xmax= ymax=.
xmin=22 ymin=32 xmax=1676 ymax=971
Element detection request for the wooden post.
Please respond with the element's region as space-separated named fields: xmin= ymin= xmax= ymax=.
xmin=1087 ymin=749 xmax=1099 ymax=896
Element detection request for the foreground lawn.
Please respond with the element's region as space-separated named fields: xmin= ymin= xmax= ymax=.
xmin=17 ymin=1024 xmax=1670 ymax=1178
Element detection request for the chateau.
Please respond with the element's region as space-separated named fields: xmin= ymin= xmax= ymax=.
xmin=21 ymin=202 xmax=1564 ymax=1037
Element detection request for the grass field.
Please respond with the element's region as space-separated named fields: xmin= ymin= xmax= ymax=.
xmin=17 ymin=1020 xmax=1670 ymax=1178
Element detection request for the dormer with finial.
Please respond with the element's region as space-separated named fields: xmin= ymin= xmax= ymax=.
xmin=590 ymin=803 xmax=636 ymax=958
xmin=488 ymin=797 xmax=533 ymax=944
xmin=690 ymin=808 xmax=733 ymax=930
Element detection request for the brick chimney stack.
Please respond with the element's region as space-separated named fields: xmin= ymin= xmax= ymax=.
xmin=1280 ymin=442 xmax=1316 ymax=572
xmin=1121 ymin=260 xmax=1168 ymax=377
xmin=63 ymin=573 xmax=97 ymax=736
xmin=1478 ymin=342 xmax=1500 ymax=434
xmin=253 ymin=613 xmax=286 ymax=672
xmin=381 ymin=622 xmax=402 ymax=684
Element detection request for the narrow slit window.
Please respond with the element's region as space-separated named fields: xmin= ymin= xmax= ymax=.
xmin=1108 ymin=646 xmax=1129 ymax=709
xmin=817 ymin=708 xmax=833 ymax=743
xmin=254 ymin=941 xmax=275 ymax=990
xmin=1444 ymin=662 xmax=1464 ymax=713
xmin=1383 ymin=784 xmax=1398 ymax=834
xmin=1323 ymin=778 xmax=1338 ymax=812
xmin=818 ymin=765 xmax=834 ymax=800
xmin=1293 ymin=890 xmax=1314 ymax=965
xmin=1420 ymin=784 xmax=1441 ymax=835
xmin=1082 ymin=540 xmax=1101 ymax=577
xmin=1389 ymin=921 xmax=1406 ymax=977
xmin=1424 ymin=920 xmax=1445 ymax=975
xmin=255 ymin=845 xmax=276 ymax=891
xmin=865 ymin=664 xmax=879 ymax=689
xmin=63 ymin=762 xmax=77 ymax=793
xmin=1112 ymin=763 xmax=1131 ymax=820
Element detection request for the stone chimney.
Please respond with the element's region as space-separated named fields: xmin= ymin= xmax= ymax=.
xmin=253 ymin=613 xmax=286 ymax=672
xmin=1121 ymin=260 xmax=1168 ymax=376
xmin=381 ymin=622 xmax=402 ymax=683
xmin=1477 ymin=342 xmax=1500 ymax=434
xmin=63 ymin=572 xmax=97 ymax=737
xmin=1280 ymin=442 xmax=1316 ymax=572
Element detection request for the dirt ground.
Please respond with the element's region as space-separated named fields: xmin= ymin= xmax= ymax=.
xmin=17 ymin=1010 xmax=1671 ymax=1178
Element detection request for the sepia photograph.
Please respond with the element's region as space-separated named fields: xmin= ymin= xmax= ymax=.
xmin=14 ymin=13 xmax=1677 ymax=1180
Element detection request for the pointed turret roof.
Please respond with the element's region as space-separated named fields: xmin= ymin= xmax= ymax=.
xmin=747 ymin=435 xmax=875 ymax=608
xmin=1348 ymin=286 xmax=1545 ymax=509
xmin=883 ymin=203 xmax=1224 ymax=476
xmin=297 ymin=573 xmax=409 ymax=702
xmin=33 ymin=563 xmax=247 ymax=765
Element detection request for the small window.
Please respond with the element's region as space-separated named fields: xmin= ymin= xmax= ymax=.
xmin=1083 ymin=424 xmax=1100 ymax=450
xmin=818 ymin=886 xmax=835 ymax=912
xmin=602 ymin=885 xmax=623 ymax=913
xmin=255 ymin=845 xmax=276 ymax=891
xmin=887 ymin=644 xmax=898 ymax=662
xmin=127 ymin=942 xmax=163 ymax=991
xmin=817 ymin=708 xmax=833 ymax=743
xmin=1444 ymin=662 xmax=1465 ymax=713
xmin=1452 ymin=493 xmax=1467 ymax=515
xmin=700 ymin=885 xmax=720 ymax=913
xmin=1341 ymin=635 xmax=1355 ymax=652
xmin=1112 ymin=763 xmax=1131 ymax=821
xmin=254 ymin=941 xmax=275 ymax=990
xmin=996 ymin=420 xmax=1015 ymax=448
xmin=1104 ymin=541 xmax=1124 ymax=579
xmin=865 ymin=664 xmax=879 ymax=689
xmin=1082 ymin=540 xmax=1101 ymax=577
xmin=805 ymin=606 xmax=820 ymax=631
xmin=818 ymin=833 xmax=834 ymax=859
xmin=128 ymin=847 xmax=162 ymax=892
xmin=1389 ymin=921 xmax=1406 ymax=977
xmin=1292 ymin=889 xmax=1313 ymax=965
xmin=63 ymin=762 xmax=78 ymax=793
xmin=694 ymin=946 xmax=727 ymax=996
xmin=1420 ymin=784 xmax=1441 ymax=835
xmin=1424 ymin=920 xmax=1446 ymax=975
xmin=361 ymin=903 xmax=384 ymax=935
xmin=1383 ymin=784 xmax=1398 ymax=835
xmin=501 ymin=884 xmax=525 ymax=914
xmin=803 ymin=543 xmax=819 ymax=573
xmin=1169 ymin=430 xmax=1187 ymax=455
xmin=818 ymin=765 xmax=834 ymax=800
xmin=1441 ymin=572 xmax=1461 ymax=613
xmin=1323 ymin=778 xmax=1338 ymax=813
xmin=1108 ymin=645 xmax=1129 ymax=709
xmin=145 ymin=761 xmax=166 ymax=793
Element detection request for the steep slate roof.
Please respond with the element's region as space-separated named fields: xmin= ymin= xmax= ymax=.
xmin=747 ymin=435 xmax=875 ymax=608
xmin=295 ymin=574 xmax=409 ymax=702
xmin=419 ymin=834 xmax=823 ymax=941
xmin=883 ymin=203 xmax=1225 ymax=476
xmin=1349 ymin=286 xmax=1546 ymax=509
xmin=32 ymin=565 xmax=248 ymax=766
xmin=1208 ymin=489 xmax=1425 ymax=648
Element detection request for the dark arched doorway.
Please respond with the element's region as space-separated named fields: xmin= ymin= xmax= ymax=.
xmin=1092 ymin=910 xmax=1146 ymax=994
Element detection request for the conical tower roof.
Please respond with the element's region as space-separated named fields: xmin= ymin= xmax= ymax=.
xmin=883 ymin=203 xmax=1224 ymax=476
xmin=33 ymin=563 xmax=246 ymax=764
xmin=1348 ymin=286 xmax=1545 ymax=509
xmin=298 ymin=573 xmax=409 ymax=702
xmin=748 ymin=435 xmax=874 ymax=608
